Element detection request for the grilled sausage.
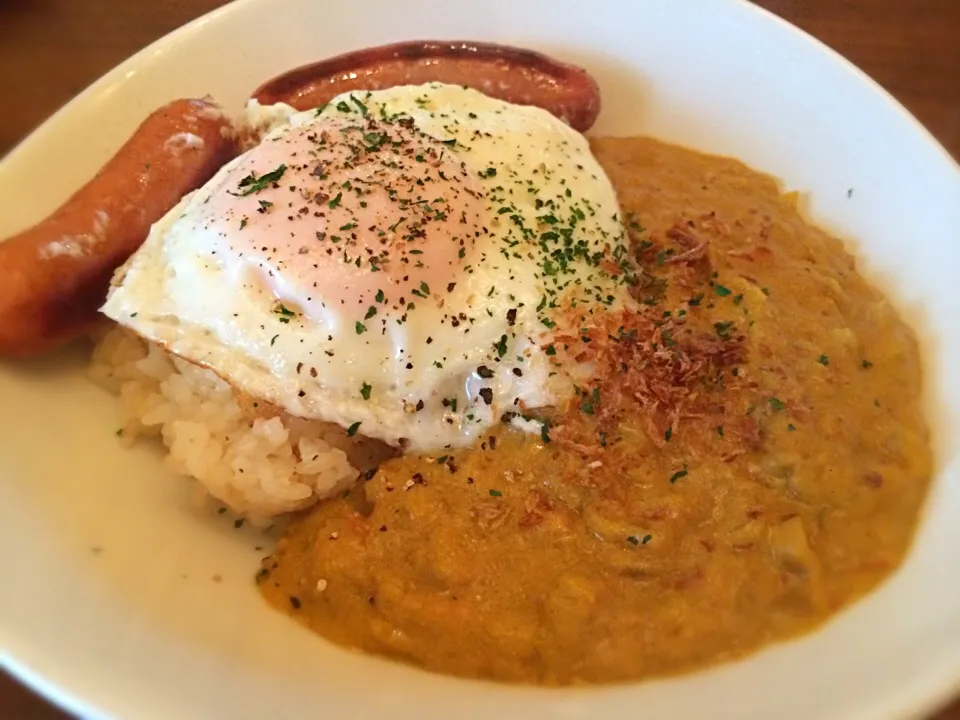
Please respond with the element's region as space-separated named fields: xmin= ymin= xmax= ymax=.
xmin=252 ymin=40 xmax=601 ymax=132
xmin=0 ymin=98 xmax=237 ymax=357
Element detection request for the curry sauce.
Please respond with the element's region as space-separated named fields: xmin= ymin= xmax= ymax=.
xmin=259 ymin=137 xmax=932 ymax=684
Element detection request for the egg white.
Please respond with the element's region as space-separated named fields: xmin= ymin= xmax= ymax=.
xmin=102 ymin=84 xmax=633 ymax=452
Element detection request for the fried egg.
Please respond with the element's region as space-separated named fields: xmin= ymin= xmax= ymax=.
xmin=102 ymin=84 xmax=635 ymax=452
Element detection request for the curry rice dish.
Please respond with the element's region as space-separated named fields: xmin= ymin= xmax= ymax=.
xmin=4 ymin=43 xmax=931 ymax=688
xmin=256 ymin=137 xmax=932 ymax=684
xmin=87 ymin=124 xmax=934 ymax=684
xmin=89 ymin=126 xmax=932 ymax=685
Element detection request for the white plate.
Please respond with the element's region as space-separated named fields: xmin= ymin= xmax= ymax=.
xmin=1 ymin=1 xmax=959 ymax=718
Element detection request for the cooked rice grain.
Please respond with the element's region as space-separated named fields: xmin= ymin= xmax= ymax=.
xmin=89 ymin=326 xmax=392 ymax=520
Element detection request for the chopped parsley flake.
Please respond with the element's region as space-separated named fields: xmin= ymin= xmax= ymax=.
xmin=346 ymin=421 xmax=361 ymax=437
xmin=350 ymin=95 xmax=369 ymax=115
xmin=230 ymin=164 xmax=286 ymax=196
xmin=360 ymin=383 xmax=372 ymax=400
xmin=540 ymin=422 xmax=551 ymax=444
xmin=714 ymin=321 xmax=735 ymax=339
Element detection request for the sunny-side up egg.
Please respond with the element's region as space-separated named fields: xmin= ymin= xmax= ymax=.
xmin=101 ymin=83 xmax=635 ymax=452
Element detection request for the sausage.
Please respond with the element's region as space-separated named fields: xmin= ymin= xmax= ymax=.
xmin=252 ymin=41 xmax=601 ymax=132
xmin=0 ymin=98 xmax=237 ymax=358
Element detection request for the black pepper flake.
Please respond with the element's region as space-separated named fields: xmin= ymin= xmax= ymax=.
xmin=234 ymin=518 xmax=244 ymax=529
xmin=512 ymin=368 xmax=523 ymax=377
xmin=506 ymin=308 xmax=517 ymax=326
xmin=289 ymin=596 xmax=302 ymax=610
xmin=478 ymin=388 xmax=493 ymax=405
xmin=477 ymin=365 xmax=495 ymax=379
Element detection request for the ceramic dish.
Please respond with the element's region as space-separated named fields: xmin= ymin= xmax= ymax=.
xmin=1 ymin=0 xmax=958 ymax=718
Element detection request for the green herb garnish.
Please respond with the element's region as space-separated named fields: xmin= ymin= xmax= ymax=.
xmin=230 ymin=164 xmax=286 ymax=196
xmin=669 ymin=468 xmax=688 ymax=483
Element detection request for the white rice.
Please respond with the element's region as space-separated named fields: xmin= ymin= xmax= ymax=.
xmin=89 ymin=326 xmax=393 ymax=520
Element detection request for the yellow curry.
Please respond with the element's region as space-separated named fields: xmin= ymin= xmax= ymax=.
xmin=258 ymin=137 xmax=932 ymax=684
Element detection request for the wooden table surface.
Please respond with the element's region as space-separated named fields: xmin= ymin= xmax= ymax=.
xmin=0 ymin=0 xmax=957 ymax=717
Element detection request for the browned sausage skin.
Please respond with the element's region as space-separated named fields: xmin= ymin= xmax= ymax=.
xmin=252 ymin=41 xmax=601 ymax=132
xmin=0 ymin=98 xmax=237 ymax=358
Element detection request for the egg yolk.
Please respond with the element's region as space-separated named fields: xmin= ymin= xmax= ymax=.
xmin=199 ymin=114 xmax=486 ymax=320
